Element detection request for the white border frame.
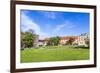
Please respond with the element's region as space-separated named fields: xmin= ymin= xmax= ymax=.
xmin=16 ymin=4 xmax=94 ymax=69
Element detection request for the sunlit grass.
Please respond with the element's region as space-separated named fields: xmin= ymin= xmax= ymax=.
xmin=21 ymin=45 xmax=89 ymax=63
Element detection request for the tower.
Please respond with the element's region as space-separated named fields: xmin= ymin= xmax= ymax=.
xmin=33 ymin=35 xmax=39 ymax=48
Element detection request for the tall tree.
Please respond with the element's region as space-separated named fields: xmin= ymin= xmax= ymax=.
xmin=21 ymin=32 xmax=35 ymax=49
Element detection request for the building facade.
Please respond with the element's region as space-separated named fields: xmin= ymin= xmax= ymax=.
xmin=33 ymin=33 xmax=89 ymax=47
xmin=59 ymin=36 xmax=78 ymax=45
xmin=78 ymin=33 xmax=89 ymax=47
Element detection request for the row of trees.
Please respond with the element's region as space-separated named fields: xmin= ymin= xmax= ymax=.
xmin=47 ymin=37 xmax=74 ymax=46
xmin=21 ymin=32 xmax=89 ymax=49
xmin=21 ymin=32 xmax=75 ymax=49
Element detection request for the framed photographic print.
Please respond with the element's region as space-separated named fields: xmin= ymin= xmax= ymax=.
xmin=11 ymin=0 xmax=97 ymax=73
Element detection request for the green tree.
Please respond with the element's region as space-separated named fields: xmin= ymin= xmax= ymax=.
xmin=67 ymin=38 xmax=74 ymax=45
xmin=21 ymin=32 xmax=35 ymax=49
xmin=48 ymin=36 xmax=60 ymax=46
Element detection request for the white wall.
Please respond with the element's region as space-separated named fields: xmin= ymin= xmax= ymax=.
xmin=0 ymin=0 xmax=100 ymax=73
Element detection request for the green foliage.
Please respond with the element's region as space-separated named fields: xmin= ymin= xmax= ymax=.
xmin=21 ymin=32 xmax=35 ymax=48
xmin=48 ymin=36 xmax=60 ymax=46
xmin=67 ymin=38 xmax=74 ymax=45
xmin=21 ymin=46 xmax=89 ymax=63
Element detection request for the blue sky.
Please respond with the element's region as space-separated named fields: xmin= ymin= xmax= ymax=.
xmin=21 ymin=9 xmax=90 ymax=39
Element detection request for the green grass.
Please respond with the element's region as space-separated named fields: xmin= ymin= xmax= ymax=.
xmin=21 ymin=45 xmax=89 ymax=63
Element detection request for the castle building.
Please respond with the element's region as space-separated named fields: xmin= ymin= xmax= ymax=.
xmin=33 ymin=33 xmax=89 ymax=47
xmin=78 ymin=33 xmax=89 ymax=47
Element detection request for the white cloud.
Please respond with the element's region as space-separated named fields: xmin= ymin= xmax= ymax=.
xmin=54 ymin=21 xmax=75 ymax=33
xmin=21 ymin=13 xmax=40 ymax=34
xmin=21 ymin=12 xmax=75 ymax=39
xmin=41 ymin=11 xmax=57 ymax=19
xmin=54 ymin=24 xmax=66 ymax=32
xmin=21 ymin=12 xmax=48 ymax=39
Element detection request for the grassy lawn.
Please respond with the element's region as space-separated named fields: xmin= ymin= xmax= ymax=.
xmin=21 ymin=45 xmax=89 ymax=63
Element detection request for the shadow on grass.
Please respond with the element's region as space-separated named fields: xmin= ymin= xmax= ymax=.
xmin=74 ymin=46 xmax=89 ymax=49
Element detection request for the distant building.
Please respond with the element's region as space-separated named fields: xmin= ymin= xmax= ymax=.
xmin=59 ymin=36 xmax=78 ymax=45
xmin=33 ymin=33 xmax=89 ymax=47
xmin=59 ymin=33 xmax=89 ymax=47
xmin=38 ymin=40 xmax=44 ymax=46
xmin=33 ymin=36 xmax=48 ymax=47
xmin=59 ymin=37 xmax=69 ymax=45
xmin=43 ymin=38 xmax=49 ymax=46
xmin=38 ymin=40 xmax=47 ymax=46
xmin=78 ymin=33 xmax=89 ymax=47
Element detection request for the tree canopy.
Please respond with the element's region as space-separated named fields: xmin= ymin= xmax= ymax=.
xmin=21 ymin=32 xmax=35 ymax=49
xmin=48 ymin=36 xmax=60 ymax=46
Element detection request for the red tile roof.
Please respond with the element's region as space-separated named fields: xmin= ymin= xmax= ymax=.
xmin=60 ymin=36 xmax=78 ymax=40
xmin=44 ymin=36 xmax=78 ymax=41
